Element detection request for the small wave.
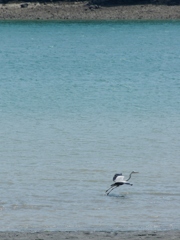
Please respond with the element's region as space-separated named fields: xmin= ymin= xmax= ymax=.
xmin=133 ymin=191 xmax=180 ymax=197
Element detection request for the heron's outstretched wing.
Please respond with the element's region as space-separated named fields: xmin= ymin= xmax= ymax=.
xmin=114 ymin=175 xmax=125 ymax=183
xmin=113 ymin=173 xmax=122 ymax=182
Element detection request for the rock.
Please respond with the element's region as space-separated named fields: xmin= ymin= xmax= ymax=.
xmin=20 ymin=3 xmax=28 ymax=8
xmin=88 ymin=4 xmax=99 ymax=9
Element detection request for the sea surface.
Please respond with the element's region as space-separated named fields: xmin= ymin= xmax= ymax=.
xmin=0 ymin=20 xmax=180 ymax=232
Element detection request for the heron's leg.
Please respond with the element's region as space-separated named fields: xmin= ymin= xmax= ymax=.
xmin=107 ymin=186 xmax=118 ymax=195
xmin=105 ymin=186 xmax=113 ymax=193
xmin=105 ymin=183 xmax=116 ymax=193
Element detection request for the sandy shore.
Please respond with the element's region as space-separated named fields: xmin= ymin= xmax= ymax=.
xmin=0 ymin=2 xmax=180 ymax=20
xmin=0 ymin=231 xmax=180 ymax=240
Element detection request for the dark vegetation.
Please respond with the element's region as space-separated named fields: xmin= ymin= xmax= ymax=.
xmin=90 ymin=0 xmax=180 ymax=5
xmin=0 ymin=0 xmax=179 ymax=5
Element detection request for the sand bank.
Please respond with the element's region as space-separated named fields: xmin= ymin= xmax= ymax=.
xmin=0 ymin=231 xmax=180 ymax=240
xmin=0 ymin=2 xmax=180 ymax=20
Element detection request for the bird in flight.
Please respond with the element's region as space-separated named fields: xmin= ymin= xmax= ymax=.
xmin=106 ymin=171 xmax=139 ymax=195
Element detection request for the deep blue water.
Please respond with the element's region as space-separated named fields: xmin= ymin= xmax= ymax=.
xmin=0 ymin=21 xmax=180 ymax=231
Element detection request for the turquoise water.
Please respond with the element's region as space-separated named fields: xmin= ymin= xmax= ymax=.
xmin=0 ymin=21 xmax=180 ymax=231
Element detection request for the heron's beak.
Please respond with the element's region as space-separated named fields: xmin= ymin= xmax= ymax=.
xmin=134 ymin=172 xmax=139 ymax=173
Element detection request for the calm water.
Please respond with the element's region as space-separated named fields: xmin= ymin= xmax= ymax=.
xmin=0 ymin=21 xmax=180 ymax=231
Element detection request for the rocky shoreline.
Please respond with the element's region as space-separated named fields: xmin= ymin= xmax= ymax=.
xmin=0 ymin=231 xmax=180 ymax=240
xmin=0 ymin=1 xmax=180 ymax=20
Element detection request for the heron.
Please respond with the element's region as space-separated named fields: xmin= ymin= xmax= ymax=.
xmin=105 ymin=171 xmax=139 ymax=195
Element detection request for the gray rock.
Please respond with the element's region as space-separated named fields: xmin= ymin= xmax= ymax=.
xmin=20 ymin=3 xmax=29 ymax=8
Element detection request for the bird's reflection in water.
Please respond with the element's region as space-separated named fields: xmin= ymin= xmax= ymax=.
xmin=107 ymin=193 xmax=128 ymax=198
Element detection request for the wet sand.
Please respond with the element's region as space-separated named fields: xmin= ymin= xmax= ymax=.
xmin=0 ymin=231 xmax=180 ymax=239
xmin=0 ymin=2 xmax=180 ymax=20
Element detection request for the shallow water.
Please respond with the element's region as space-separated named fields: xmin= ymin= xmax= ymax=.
xmin=0 ymin=21 xmax=180 ymax=231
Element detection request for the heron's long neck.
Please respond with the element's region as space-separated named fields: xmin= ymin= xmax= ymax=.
xmin=126 ymin=172 xmax=133 ymax=181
